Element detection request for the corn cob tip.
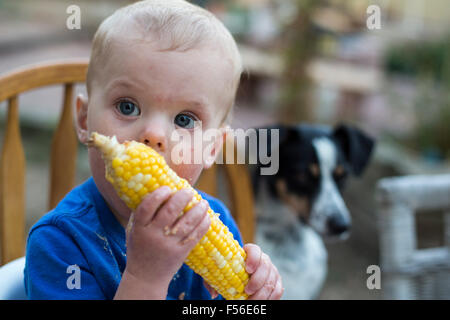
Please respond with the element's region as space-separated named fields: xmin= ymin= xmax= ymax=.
xmin=87 ymin=132 xmax=126 ymax=159
xmin=87 ymin=132 xmax=116 ymax=149
xmin=87 ymin=131 xmax=102 ymax=147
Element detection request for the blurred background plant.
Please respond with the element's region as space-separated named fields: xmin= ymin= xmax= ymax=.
xmin=384 ymin=35 xmax=450 ymax=161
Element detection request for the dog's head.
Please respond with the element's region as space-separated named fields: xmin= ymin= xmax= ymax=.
xmin=254 ymin=123 xmax=375 ymax=238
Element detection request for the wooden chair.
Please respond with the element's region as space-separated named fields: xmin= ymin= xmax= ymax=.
xmin=0 ymin=60 xmax=254 ymax=267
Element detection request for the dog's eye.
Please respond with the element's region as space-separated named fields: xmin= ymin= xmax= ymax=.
xmin=309 ymin=163 xmax=320 ymax=178
xmin=333 ymin=165 xmax=347 ymax=180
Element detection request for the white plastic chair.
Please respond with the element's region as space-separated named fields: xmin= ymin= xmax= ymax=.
xmin=0 ymin=256 xmax=27 ymax=300
xmin=376 ymin=174 xmax=450 ymax=299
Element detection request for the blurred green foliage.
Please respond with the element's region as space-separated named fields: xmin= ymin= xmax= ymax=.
xmin=385 ymin=36 xmax=450 ymax=160
xmin=412 ymin=76 xmax=450 ymax=161
xmin=384 ymin=35 xmax=450 ymax=82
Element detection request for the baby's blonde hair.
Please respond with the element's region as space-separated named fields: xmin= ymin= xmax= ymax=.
xmin=86 ymin=0 xmax=242 ymax=125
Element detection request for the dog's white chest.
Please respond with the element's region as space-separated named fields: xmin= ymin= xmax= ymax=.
xmin=254 ymin=182 xmax=328 ymax=299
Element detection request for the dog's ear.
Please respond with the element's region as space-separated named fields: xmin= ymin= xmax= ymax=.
xmin=277 ymin=125 xmax=303 ymax=151
xmin=332 ymin=124 xmax=375 ymax=176
xmin=251 ymin=124 xmax=300 ymax=195
xmin=255 ymin=124 xmax=300 ymax=156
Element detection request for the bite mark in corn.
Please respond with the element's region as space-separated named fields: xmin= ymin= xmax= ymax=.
xmin=88 ymin=132 xmax=249 ymax=300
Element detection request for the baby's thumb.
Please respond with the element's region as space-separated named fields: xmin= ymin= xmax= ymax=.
xmin=203 ymin=280 xmax=218 ymax=299
xmin=125 ymin=212 xmax=135 ymax=245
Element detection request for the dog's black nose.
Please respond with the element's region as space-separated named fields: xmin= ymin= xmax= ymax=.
xmin=327 ymin=215 xmax=350 ymax=235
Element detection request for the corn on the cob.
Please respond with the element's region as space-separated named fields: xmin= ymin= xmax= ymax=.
xmin=88 ymin=132 xmax=249 ymax=300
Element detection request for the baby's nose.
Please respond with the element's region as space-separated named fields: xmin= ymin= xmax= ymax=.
xmin=141 ymin=136 xmax=165 ymax=153
xmin=144 ymin=139 xmax=161 ymax=148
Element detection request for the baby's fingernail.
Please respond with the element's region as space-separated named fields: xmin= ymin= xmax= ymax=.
xmin=245 ymin=263 xmax=255 ymax=273
xmin=162 ymin=186 xmax=172 ymax=193
xmin=156 ymin=186 xmax=170 ymax=196
xmin=181 ymin=187 xmax=191 ymax=193
xmin=245 ymin=285 xmax=254 ymax=295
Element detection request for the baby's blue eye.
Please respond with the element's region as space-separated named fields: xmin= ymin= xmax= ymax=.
xmin=117 ymin=100 xmax=140 ymax=116
xmin=174 ymin=113 xmax=197 ymax=129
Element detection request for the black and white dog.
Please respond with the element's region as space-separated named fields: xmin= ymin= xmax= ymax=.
xmin=249 ymin=123 xmax=375 ymax=299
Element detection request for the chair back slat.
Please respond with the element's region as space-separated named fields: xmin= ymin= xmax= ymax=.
xmin=0 ymin=60 xmax=88 ymax=102
xmin=223 ymin=163 xmax=255 ymax=244
xmin=0 ymin=60 xmax=88 ymax=266
xmin=0 ymin=96 xmax=26 ymax=265
xmin=195 ymin=139 xmax=255 ymax=244
xmin=222 ymin=140 xmax=255 ymax=244
xmin=49 ymin=83 xmax=78 ymax=210
xmin=195 ymin=165 xmax=218 ymax=197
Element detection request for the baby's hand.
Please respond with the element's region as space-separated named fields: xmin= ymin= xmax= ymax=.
xmin=124 ymin=185 xmax=211 ymax=290
xmin=243 ymin=244 xmax=283 ymax=300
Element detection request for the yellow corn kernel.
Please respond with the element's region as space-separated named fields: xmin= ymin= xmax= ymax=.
xmin=138 ymin=187 xmax=148 ymax=197
xmin=115 ymin=166 xmax=124 ymax=177
xmin=112 ymin=158 xmax=122 ymax=169
xmin=88 ymin=132 xmax=249 ymax=300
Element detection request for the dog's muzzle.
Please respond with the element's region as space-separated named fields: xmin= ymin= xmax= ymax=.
xmin=327 ymin=214 xmax=351 ymax=235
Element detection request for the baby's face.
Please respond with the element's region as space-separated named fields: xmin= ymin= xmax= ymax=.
xmin=78 ymin=38 xmax=235 ymax=225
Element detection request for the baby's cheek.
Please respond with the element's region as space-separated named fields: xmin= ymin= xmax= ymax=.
xmin=170 ymin=162 xmax=204 ymax=187
xmin=166 ymin=139 xmax=207 ymax=186
xmin=88 ymin=149 xmax=106 ymax=184
xmin=88 ymin=148 xmax=131 ymax=223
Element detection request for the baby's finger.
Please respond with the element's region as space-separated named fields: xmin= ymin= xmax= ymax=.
xmin=243 ymin=243 xmax=262 ymax=274
xmin=179 ymin=209 xmax=211 ymax=248
xmin=269 ymin=273 xmax=284 ymax=300
xmin=245 ymin=253 xmax=271 ymax=296
xmin=133 ymin=186 xmax=172 ymax=226
xmin=169 ymin=200 xmax=209 ymax=238
xmin=248 ymin=262 xmax=277 ymax=300
xmin=152 ymin=188 xmax=195 ymax=229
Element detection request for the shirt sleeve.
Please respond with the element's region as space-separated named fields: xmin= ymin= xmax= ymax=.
xmin=25 ymin=224 xmax=105 ymax=299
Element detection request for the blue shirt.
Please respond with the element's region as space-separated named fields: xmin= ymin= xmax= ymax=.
xmin=24 ymin=177 xmax=243 ymax=300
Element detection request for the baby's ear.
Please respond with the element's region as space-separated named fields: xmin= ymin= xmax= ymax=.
xmin=75 ymin=94 xmax=89 ymax=144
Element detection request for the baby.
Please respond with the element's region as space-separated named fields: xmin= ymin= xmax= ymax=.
xmin=24 ymin=0 xmax=282 ymax=300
